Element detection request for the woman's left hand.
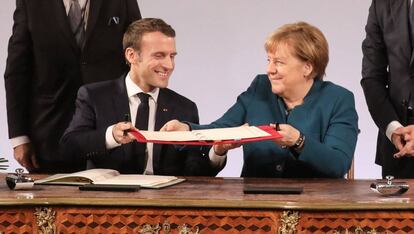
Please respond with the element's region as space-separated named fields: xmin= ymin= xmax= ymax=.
xmin=270 ymin=123 xmax=300 ymax=148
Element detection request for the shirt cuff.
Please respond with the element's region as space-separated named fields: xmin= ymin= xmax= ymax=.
xmin=208 ymin=147 xmax=226 ymax=168
xmin=10 ymin=136 xmax=30 ymax=148
xmin=106 ymin=125 xmax=121 ymax=149
xmin=386 ymin=121 xmax=403 ymax=141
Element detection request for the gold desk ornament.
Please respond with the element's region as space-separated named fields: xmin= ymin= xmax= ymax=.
xmin=278 ymin=210 xmax=300 ymax=234
xmin=333 ymin=227 xmax=378 ymax=234
xmin=162 ymin=221 xmax=171 ymax=233
xmin=34 ymin=207 xmax=56 ymax=234
xmin=178 ymin=224 xmax=200 ymax=234
xmin=370 ymin=175 xmax=409 ymax=196
xmin=138 ymin=222 xmax=199 ymax=234
xmin=5 ymin=168 xmax=34 ymax=190
xmin=139 ymin=223 xmax=161 ymax=234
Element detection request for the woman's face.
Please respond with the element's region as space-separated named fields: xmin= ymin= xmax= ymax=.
xmin=266 ymin=43 xmax=312 ymax=98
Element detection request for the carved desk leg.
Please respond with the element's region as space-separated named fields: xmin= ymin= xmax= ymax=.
xmin=138 ymin=221 xmax=200 ymax=234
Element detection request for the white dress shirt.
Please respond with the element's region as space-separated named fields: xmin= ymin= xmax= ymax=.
xmin=105 ymin=74 xmax=158 ymax=174
xmin=63 ymin=0 xmax=90 ymax=28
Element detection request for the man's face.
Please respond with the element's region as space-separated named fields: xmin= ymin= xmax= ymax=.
xmin=130 ymin=31 xmax=177 ymax=92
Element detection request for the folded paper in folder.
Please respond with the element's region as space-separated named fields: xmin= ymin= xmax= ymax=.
xmin=130 ymin=125 xmax=282 ymax=145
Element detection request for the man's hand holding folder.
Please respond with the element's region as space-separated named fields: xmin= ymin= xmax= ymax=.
xmin=112 ymin=114 xmax=136 ymax=145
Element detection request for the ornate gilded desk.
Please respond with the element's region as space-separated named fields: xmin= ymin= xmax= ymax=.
xmin=0 ymin=175 xmax=413 ymax=233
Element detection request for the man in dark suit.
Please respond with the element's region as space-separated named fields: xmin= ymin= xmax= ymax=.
xmin=361 ymin=0 xmax=414 ymax=178
xmin=4 ymin=0 xmax=141 ymax=173
xmin=61 ymin=18 xmax=224 ymax=176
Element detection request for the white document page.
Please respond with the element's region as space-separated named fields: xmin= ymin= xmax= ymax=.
xmin=138 ymin=126 xmax=270 ymax=142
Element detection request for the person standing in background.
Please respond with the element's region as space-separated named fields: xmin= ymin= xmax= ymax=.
xmin=361 ymin=0 xmax=414 ymax=178
xmin=4 ymin=0 xmax=141 ymax=173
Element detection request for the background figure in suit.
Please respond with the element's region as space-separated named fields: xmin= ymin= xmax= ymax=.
xmin=4 ymin=0 xmax=141 ymax=173
xmin=162 ymin=22 xmax=359 ymax=178
xmin=362 ymin=0 xmax=414 ymax=178
xmin=61 ymin=18 xmax=224 ymax=176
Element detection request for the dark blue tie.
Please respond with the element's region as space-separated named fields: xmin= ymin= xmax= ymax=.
xmin=135 ymin=93 xmax=150 ymax=165
xmin=135 ymin=93 xmax=150 ymax=131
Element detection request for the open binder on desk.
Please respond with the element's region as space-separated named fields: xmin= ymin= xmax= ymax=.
xmin=35 ymin=169 xmax=185 ymax=189
xmin=130 ymin=125 xmax=282 ymax=145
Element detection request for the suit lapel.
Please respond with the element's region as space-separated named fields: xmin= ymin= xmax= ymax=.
xmin=152 ymin=89 xmax=172 ymax=171
xmin=112 ymin=77 xmax=145 ymax=172
xmin=111 ymin=77 xmax=130 ymax=126
xmin=54 ymin=0 xmax=80 ymax=54
xmin=154 ymin=90 xmax=172 ymax=131
xmin=84 ymin=0 xmax=102 ymax=48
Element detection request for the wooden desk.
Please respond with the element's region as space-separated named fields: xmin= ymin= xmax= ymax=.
xmin=1 ymin=175 xmax=413 ymax=233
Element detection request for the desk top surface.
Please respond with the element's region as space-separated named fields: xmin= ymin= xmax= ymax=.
xmin=1 ymin=175 xmax=413 ymax=211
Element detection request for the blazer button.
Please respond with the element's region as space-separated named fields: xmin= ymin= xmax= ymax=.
xmin=276 ymin=164 xmax=283 ymax=172
xmin=81 ymin=61 xmax=87 ymax=65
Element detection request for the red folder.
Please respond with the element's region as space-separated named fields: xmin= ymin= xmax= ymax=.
xmin=129 ymin=125 xmax=282 ymax=145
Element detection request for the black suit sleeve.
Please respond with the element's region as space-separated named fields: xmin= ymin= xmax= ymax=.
xmin=361 ymin=0 xmax=399 ymax=132
xmin=4 ymin=0 xmax=32 ymax=138
xmin=60 ymin=86 xmax=108 ymax=160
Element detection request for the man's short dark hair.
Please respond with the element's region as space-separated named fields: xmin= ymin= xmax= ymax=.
xmin=123 ymin=18 xmax=176 ymax=52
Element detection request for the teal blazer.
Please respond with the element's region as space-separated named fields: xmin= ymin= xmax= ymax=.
xmin=192 ymin=75 xmax=358 ymax=178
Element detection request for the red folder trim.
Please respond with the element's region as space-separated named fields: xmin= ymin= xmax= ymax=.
xmin=129 ymin=125 xmax=282 ymax=145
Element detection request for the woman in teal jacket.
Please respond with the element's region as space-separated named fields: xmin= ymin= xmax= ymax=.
xmin=162 ymin=22 xmax=358 ymax=178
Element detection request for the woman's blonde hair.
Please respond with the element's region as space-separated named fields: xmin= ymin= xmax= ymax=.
xmin=265 ymin=22 xmax=329 ymax=80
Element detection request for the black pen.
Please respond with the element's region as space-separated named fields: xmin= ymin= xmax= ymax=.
xmin=274 ymin=122 xmax=280 ymax=131
xmin=269 ymin=123 xmax=280 ymax=131
xmin=123 ymin=114 xmax=130 ymax=136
